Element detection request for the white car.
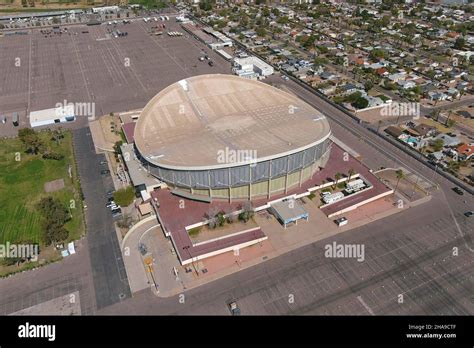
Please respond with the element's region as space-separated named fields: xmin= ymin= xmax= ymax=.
xmin=335 ymin=217 xmax=348 ymax=226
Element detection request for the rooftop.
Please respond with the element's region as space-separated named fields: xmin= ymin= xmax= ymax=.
xmin=134 ymin=74 xmax=331 ymax=170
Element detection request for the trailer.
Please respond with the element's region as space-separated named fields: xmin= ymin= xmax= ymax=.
xmin=345 ymin=179 xmax=365 ymax=194
xmin=323 ymin=192 xmax=345 ymax=205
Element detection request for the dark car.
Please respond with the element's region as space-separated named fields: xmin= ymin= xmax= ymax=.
xmin=101 ymin=169 xmax=110 ymax=175
xmin=464 ymin=211 xmax=473 ymax=218
xmin=452 ymin=187 xmax=464 ymax=195
xmin=227 ymin=300 xmax=240 ymax=315
xmin=208 ymin=61 xmax=214 ymax=66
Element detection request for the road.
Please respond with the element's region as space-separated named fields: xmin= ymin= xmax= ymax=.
xmin=99 ymin=192 xmax=472 ymax=315
xmin=73 ymin=127 xmax=132 ymax=309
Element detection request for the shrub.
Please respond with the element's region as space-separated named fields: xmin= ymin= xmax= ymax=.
xmin=188 ymin=226 xmax=202 ymax=236
xmin=42 ymin=151 xmax=64 ymax=160
xmin=113 ymin=186 xmax=135 ymax=207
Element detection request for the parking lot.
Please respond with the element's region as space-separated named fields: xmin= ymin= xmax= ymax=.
xmin=0 ymin=17 xmax=231 ymax=136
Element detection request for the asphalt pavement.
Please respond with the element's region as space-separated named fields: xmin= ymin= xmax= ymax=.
xmin=73 ymin=127 xmax=131 ymax=309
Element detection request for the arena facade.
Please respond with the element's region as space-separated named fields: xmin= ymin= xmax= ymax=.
xmin=134 ymin=74 xmax=331 ymax=201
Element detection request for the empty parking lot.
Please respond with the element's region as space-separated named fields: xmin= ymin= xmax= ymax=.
xmin=0 ymin=18 xmax=230 ymax=132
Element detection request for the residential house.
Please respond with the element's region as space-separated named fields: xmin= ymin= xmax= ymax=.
xmin=319 ymin=71 xmax=338 ymax=80
xmin=397 ymin=80 xmax=417 ymax=90
xmin=456 ymin=144 xmax=474 ymax=161
xmin=427 ymin=91 xmax=448 ymax=102
xmin=384 ymin=126 xmax=404 ymax=138
xmin=413 ymin=123 xmax=437 ymax=138
xmin=429 ymin=151 xmax=445 ymax=163
xmin=339 ymin=83 xmax=360 ymax=95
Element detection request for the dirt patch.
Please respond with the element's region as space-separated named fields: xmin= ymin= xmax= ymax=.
xmin=189 ymin=219 xmax=258 ymax=245
xmin=44 ymin=178 xmax=65 ymax=193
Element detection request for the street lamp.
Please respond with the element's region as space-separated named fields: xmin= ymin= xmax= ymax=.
xmin=183 ymin=245 xmax=198 ymax=276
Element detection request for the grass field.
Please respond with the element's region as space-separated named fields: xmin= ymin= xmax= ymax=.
xmin=0 ymin=130 xmax=84 ymax=246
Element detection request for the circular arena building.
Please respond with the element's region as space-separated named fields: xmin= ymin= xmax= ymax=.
xmin=134 ymin=74 xmax=331 ymax=201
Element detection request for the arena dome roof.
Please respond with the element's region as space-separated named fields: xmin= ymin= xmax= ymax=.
xmin=134 ymin=74 xmax=331 ymax=170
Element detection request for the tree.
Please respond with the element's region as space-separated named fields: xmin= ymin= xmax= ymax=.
xmin=199 ymin=1 xmax=213 ymax=12
xmin=369 ymin=48 xmax=386 ymax=61
xmin=345 ymin=91 xmax=362 ymax=103
xmin=347 ymin=168 xmax=356 ymax=182
xmin=256 ymin=27 xmax=266 ymax=37
xmin=381 ymin=15 xmax=391 ymax=27
xmin=43 ymin=223 xmax=69 ymax=246
xmin=18 ymin=128 xmax=45 ymax=154
xmin=238 ymin=201 xmax=254 ymax=223
xmin=36 ymin=197 xmax=70 ymax=227
xmin=432 ymin=139 xmax=444 ymax=152
xmin=444 ymin=110 xmax=452 ymax=126
xmin=431 ymin=109 xmax=441 ymax=122
xmin=394 ymin=169 xmax=405 ymax=193
xmin=51 ymin=127 xmax=64 ymax=145
xmin=352 ymin=96 xmax=369 ymax=109
xmin=113 ymin=186 xmax=135 ymax=207
xmin=333 ymin=172 xmax=342 ymax=189
xmin=454 ymin=37 xmax=465 ymax=50
xmin=36 ymin=196 xmax=71 ymax=246
xmin=364 ymin=80 xmax=374 ymax=91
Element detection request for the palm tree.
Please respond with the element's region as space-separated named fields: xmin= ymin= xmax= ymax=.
xmin=347 ymin=168 xmax=355 ymax=183
xmin=444 ymin=110 xmax=452 ymax=127
xmin=394 ymin=169 xmax=405 ymax=193
xmin=333 ymin=172 xmax=342 ymax=189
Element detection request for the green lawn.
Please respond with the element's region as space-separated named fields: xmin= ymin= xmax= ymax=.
xmin=0 ymin=130 xmax=84 ymax=245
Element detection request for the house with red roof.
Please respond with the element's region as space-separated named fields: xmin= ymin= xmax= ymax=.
xmin=456 ymin=144 xmax=474 ymax=161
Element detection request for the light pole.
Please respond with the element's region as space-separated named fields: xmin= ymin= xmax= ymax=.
xmin=183 ymin=245 xmax=198 ymax=276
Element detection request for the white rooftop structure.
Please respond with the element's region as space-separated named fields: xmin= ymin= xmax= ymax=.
xmin=233 ymin=56 xmax=274 ymax=78
xmin=29 ymin=105 xmax=76 ymax=128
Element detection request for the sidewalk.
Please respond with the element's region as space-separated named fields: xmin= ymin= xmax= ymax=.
xmin=152 ymin=193 xmax=431 ymax=298
xmin=121 ymin=217 xmax=161 ymax=294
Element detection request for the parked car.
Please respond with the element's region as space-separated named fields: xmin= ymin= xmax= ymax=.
xmin=100 ymin=160 xmax=108 ymax=165
xmin=208 ymin=61 xmax=214 ymax=67
xmin=111 ymin=208 xmax=122 ymax=217
xmin=138 ymin=243 xmax=147 ymax=255
xmin=227 ymin=300 xmax=240 ymax=315
xmin=101 ymin=169 xmax=110 ymax=175
xmin=335 ymin=217 xmax=348 ymax=226
xmin=110 ymin=202 xmax=120 ymax=210
xmin=464 ymin=211 xmax=473 ymax=218
xmin=452 ymin=187 xmax=464 ymax=195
